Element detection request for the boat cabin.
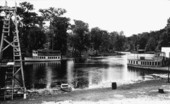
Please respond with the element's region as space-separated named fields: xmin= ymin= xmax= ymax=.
xmin=24 ymin=49 xmax=61 ymax=61
xmin=128 ymin=52 xmax=167 ymax=67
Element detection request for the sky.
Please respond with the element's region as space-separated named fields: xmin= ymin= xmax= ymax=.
xmin=1 ymin=0 xmax=170 ymax=36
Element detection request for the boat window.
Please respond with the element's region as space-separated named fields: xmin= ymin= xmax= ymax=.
xmin=158 ymin=62 xmax=160 ymax=66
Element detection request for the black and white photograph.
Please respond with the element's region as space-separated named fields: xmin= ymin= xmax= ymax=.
xmin=0 ymin=0 xmax=170 ymax=104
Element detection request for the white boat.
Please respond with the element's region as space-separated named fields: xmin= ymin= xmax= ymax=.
xmin=24 ymin=50 xmax=61 ymax=62
xmin=127 ymin=52 xmax=169 ymax=71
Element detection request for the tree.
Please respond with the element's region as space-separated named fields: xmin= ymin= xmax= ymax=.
xmin=16 ymin=2 xmax=46 ymax=56
xmin=71 ymin=20 xmax=90 ymax=56
xmin=39 ymin=7 xmax=66 ymax=20
xmin=100 ymin=30 xmax=110 ymax=52
xmin=159 ymin=18 xmax=170 ymax=47
xmin=52 ymin=16 xmax=70 ymax=54
xmin=39 ymin=7 xmax=68 ymax=54
xmin=145 ymin=37 xmax=157 ymax=51
xmin=90 ymin=27 xmax=103 ymax=54
xmin=114 ymin=31 xmax=126 ymax=51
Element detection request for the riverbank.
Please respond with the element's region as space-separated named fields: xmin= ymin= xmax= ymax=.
xmin=1 ymin=77 xmax=170 ymax=104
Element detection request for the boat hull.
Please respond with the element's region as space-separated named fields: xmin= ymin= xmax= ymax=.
xmin=127 ymin=64 xmax=169 ymax=72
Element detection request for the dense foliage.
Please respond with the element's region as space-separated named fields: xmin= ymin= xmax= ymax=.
xmin=0 ymin=2 xmax=170 ymax=57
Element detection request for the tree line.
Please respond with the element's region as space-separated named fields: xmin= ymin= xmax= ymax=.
xmin=0 ymin=2 xmax=170 ymax=58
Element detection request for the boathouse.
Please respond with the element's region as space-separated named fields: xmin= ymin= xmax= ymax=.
xmin=161 ymin=47 xmax=170 ymax=58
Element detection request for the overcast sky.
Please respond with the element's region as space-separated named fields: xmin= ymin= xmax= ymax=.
xmin=1 ymin=0 xmax=170 ymax=36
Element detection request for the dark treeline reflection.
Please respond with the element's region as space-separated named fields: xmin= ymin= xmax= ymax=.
xmin=24 ymin=61 xmax=66 ymax=89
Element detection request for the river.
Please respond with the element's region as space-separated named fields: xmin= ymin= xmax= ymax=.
xmin=23 ymin=53 xmax=167 ymax=90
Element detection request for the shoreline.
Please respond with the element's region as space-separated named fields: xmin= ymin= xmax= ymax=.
xmin=1 ymin=78 xmax=170 ymax=104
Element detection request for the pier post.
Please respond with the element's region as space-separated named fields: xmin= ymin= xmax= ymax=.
xmin=112 ymin=82 xmax=117 ymax=90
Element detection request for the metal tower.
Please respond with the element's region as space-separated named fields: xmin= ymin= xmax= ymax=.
xmin=0 ymin=3 xmax=26 ymax=100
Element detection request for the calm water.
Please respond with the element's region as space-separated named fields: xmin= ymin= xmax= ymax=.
xmin=23 ymin=54 xmax=166 ymax=90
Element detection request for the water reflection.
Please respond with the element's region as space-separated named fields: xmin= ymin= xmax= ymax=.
xmin=23 ymin=54 xmax=167 ymax=90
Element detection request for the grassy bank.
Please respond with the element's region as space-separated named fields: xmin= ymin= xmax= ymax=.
xmin=1 ymin=78 xmax=170 ymax=104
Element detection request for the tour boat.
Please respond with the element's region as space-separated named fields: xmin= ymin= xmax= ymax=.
xmin=24 ymin=49 xmax=61 ymax=62
xmin=127 ymin=51 xmax=169 ymax=71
